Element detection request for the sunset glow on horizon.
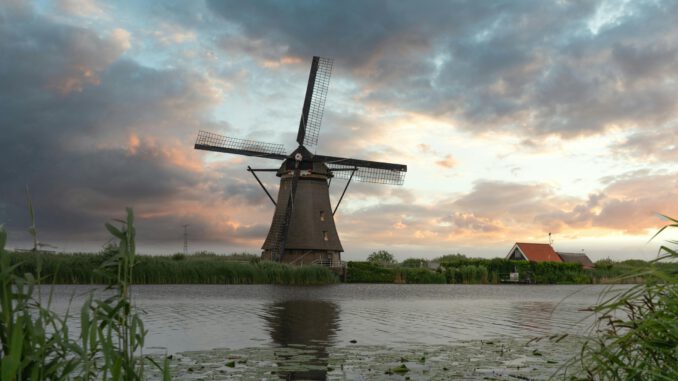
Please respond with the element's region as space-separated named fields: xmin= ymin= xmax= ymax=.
xmin=1 ymin=0 xmax=676 ymax=261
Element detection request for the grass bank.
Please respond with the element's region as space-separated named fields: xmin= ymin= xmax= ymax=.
xmin=347 ymin=258 xmax=678 ymax=284
xmin=7 ymin=251 xmax=338 ymax=285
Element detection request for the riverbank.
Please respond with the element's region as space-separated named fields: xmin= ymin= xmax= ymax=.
xmin=7 ymin=250 xmax=673 ymax=285
xmin=347 ymin=259 xmax=673 ymax=285
xmin=7 ymin=251 xmax=338 ymax=285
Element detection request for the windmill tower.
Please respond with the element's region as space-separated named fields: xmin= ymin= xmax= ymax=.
xmin=194 ymin=56 xmax=407 ymax=267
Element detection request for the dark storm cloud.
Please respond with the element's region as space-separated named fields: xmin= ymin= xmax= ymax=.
xmin=222 ymin=182 xmax=274 ymax=206
xmin=0 ymin=4 xmax=238 ymax=247
xmin=208 ymin=0 xmax=678 ymax=139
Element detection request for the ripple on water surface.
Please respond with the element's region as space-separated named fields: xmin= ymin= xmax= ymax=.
xmin=41 ymin=283 xmax=622 ymax=353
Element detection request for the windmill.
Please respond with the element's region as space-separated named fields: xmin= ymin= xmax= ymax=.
xmin=194 ymin=56 xmax=407 ymax=267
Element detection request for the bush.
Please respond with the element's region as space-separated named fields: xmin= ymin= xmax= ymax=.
xmin=440 ymin=257 xmax=591 ymax=284
xmin=400 ymin=268 xmax=446 ymax=284
xmin=347 ymin=261 xmax=395 ymax=283
xmin=401 ymin=258 xmax=428 ymax=268
xmin=367 ymin=250 xmax=397 ymax=266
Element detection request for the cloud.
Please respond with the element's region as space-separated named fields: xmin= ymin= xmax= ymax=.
xmin=435 ymin=155 xmax=457 ymax=169
xmin=335 ymin=171 xmax=678 ymax=249
xmin=207 ymin=0 xmax=678 ymax=140
xmin=612 ymin=124 xmax=678 ymax=162
xmin=0 ymin=5 xmax=245 ymax=249
xmin=56 ymin=0 xmax=107 ymax=18
xmin=2 ymin=0 xmax=675 ymax=258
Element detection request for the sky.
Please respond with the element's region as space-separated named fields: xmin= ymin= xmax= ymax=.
xmin=1 ymin=0 xmax=676 ymax=261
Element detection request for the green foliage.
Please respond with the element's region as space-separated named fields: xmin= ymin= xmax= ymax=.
xmin=569 ymin=215 xmax=678 ymax=380
xmin=446 ymin=265 xmax=489 ymax=284
xmin=367 ymin=250 xmax=397 ymax=266
xmin=401 ymin=258 xmax=428 ymax=268
xmin=95 ymin=208 xmax=148 ymax=380
xmin=399 ymin=268 xmax=446 ymax=284
xmin=347 ymin=261 xmax=395 ymax=283
xmin=171 ymin=253 xmax=185 ymax=261
xmin=0 ymin=208 xmax=170 ymax=380
xmin=436 ymin=253 xmax=468 ymax=262
xmin=440 ymin=257 xmax=590 ymax=284
xmin=1 ymin=224 xmax=79 ymax=380
xmin=346 ymin=262 xmax=446 ymax=284
xmin=6 ymin=252 xmax=337 ymax=285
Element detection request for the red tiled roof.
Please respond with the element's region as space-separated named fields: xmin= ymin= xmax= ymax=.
xmin=515 ymin=242 xmax=562 ymax=263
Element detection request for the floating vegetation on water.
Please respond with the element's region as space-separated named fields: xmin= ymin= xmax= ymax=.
xmin=144 ymin=336 xmax=584 ymax=380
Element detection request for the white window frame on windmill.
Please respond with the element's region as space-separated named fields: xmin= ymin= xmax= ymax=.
xmin=320 ymin=211 xmax=325 ymax=221
xmin=323 ymin=231 xmax=328 ymax=241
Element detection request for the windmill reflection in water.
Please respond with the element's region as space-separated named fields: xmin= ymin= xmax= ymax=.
xmin=264 ymin=299 xmax=339 ymax=380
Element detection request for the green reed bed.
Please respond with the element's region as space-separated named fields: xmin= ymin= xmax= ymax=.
xmin=7 ymin=252 xmax=338 ymax=285
xmin=564 ymin=215 xmax=678 ymax=380
xmin=0 ymin=208 xmax=170 ymax=380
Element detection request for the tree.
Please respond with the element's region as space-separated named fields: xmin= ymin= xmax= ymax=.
xmin=367 ymin=250 xmax=397 ymax=266
xmin=401 ymin=258 xmax=428 ymax=268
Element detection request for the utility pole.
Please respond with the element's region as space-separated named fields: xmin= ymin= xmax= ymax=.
xmin=182 ymin=224 xmax=189 ymax=255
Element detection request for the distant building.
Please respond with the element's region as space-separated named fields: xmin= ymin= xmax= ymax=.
xmin=506 ymin=242 xmax=563 ymax=263
xmin=556 ymin=252 xmax=594 ymax=269
xmin=506 ymin=242 xmax=594 ymax=269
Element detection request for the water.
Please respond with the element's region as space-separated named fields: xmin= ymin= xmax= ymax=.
xmin=44 ymin=284 xmax=617 ymax=354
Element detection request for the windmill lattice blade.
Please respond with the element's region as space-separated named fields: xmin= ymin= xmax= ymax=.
xmin=316 ymin=155 xmax=407 ymax=185
xmin=194 ymin=130 xmax=287 ymax=160
xmin=296 ymin=56 xmax=333 ymax=148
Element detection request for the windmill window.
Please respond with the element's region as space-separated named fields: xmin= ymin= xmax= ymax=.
xmin=323 ymin=231 xmax=328 ymax=241
xmin=320 ymin=211 xmax=325 ymax=221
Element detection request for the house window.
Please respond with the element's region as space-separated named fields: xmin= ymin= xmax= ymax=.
xmin=323 ymin=231 xmax=328 ymax=241
xmin=320 ymin=211 xmax=325 ymax=221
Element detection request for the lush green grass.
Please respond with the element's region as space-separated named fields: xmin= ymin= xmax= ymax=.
xmin=7 ymin=251 xmax=338 ymax=285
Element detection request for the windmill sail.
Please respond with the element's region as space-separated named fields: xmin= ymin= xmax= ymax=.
xmin=316 ymin=154 xmax=407 ymax=185
xmin=195 ymin=55 xmax=407 ymax=267
xmin=194 ymin=130 xmax=287 ymax=160
xmin=296 ymin=56 xmax=333 ymax=148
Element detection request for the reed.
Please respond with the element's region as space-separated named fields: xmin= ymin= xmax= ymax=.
xmin=567 ymin=215 xmax=678 ymax=380
xmin=7 ymin=252 xmax=338 ymax=285
xmin=0 ymin=209 xmax=169 ymax=380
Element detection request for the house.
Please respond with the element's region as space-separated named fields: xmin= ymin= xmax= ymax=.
xmin=506 ymin=242 xmax=563 ymax=263
xmin=556 ymin=252 xmax=594 ymax=269
xmin=506 ymin=242 xmax=594 ymax=269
